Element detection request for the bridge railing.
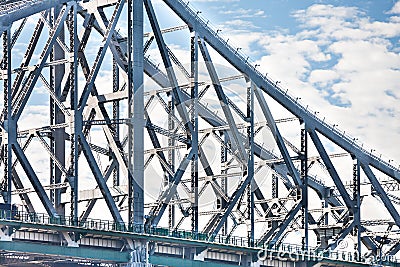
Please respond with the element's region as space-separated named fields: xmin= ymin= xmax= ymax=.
xmin=1 ymin=209 xmax=399 ymax=265
xmin=0 ymin=0 xmax=35 ymax=14
xmin=0 ymin=208 xmax=256 ymax=247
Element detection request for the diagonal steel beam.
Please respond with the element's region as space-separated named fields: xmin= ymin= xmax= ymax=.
xmin=7 ymin=12 xmax=47 ymax=108
xmin=207 ymin=170 xmax=256 ymax=240
xmin=79 ymin=159 xmax=118 ymax=223
xmin=12 ymin=5 xmax=70 ymax=121
xmin=254 ymin=86 xmax=301 ymax=186
xmin=8 ymin=135 xmax=36 ymax=213
xmin=35 ymin=132 xmax=67 ymax=175
xmin=362 ymin=163 xmax=400 ymax=227
xmin=308 ymin=129 xmax=354 ymax=210
xmin=143 ymin=0 xmax=193 ymax=134
xmin=147 ymin=149 xmax=194 ymax=227
xmin=268 ymin=202 xmax=302 ymax=247
xmin=79 ymin=133 xmax=123 ymax=223
xmin=78 ymin=0 xmax=124 ymax=111
xmin=198 ymin=38 xmax=247 ymax=164
xmin=12 ymin=142 xmax=57 ymax=216
xmin=326 ymin=221 xmax=356 ymax=251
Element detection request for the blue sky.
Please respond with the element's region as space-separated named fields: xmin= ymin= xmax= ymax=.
xmin=176 ymin=0 xmax=400 ymax=164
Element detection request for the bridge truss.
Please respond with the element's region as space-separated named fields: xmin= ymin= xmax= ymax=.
xmin=0 ymin=0 xmax=399 ymax=266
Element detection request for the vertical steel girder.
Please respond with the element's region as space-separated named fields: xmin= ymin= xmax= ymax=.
xmin=353 ymin=159 xmax=361 ymax=259
xmin=300 ymin=124 xmax=308 ymax=249
xmin=68 ymin=2 xmax=78 ymax=225
xmin=190 ymin=30 xmax=199 ymax=235
xmin=2 ymin=29 xmax=12 ymax=205
xmin=246 ymin=80 xmax=255 ymax=247
xmin=50 ymin=4 xmax=66 ymax=215
xmin=131 ymin=0 xmax=145 ymax=228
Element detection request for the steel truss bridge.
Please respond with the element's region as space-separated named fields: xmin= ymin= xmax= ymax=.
xmin=0 ymin=0 xmax=399 ymax=266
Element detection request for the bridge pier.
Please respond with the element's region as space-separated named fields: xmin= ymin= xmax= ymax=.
xmin=193 ymin=248 xmax=207 ymax=261
xmin=0 ymin=228 xmax=11 ymax=241
xmin=129 ymin=240 xmax=149 ymax=266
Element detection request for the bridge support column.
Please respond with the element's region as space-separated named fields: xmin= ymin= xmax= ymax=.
xmin=62 ymin=232 xmax=78 ymax=248
xmin=128 ymin=0 xmax=145 ymax=230
xmin=2 ymin=28 xmax=12 ymax=207
xmin=246 ymin=79 xmax=255 ymax=247
xmin=250 ymin=261 xmax=260 ymax=267
xmin=129 ymin=241 xmax=148 ymax=266
xmin=0 ymin=228 xmax=12 ymax=242
xmin=194 ymin=248 xmax=207 ymax=261
xmin=301 ymin=122 xmax=308 ymax=249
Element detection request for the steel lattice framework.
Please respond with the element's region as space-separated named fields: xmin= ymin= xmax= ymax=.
xmin=0 ymin=0 xmax=399 ymax=266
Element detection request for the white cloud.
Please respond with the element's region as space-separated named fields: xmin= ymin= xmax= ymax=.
xmin=309 ymin=69 xmax=339 ymax=87
xmin=293 ymin=4 xmax=360 ymax=19
xmin=388 ymin=1 xmax=400 ymax=14
xmin=231 ymin=3 xmax=400 ymax=165
xmin=224 ymin=19 xmax=259 ymax=29
xmin=219 ymin=8 xmax=266 ymax=18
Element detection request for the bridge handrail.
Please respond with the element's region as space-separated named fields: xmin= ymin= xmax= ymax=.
xmin=0 ymin=209 xmax=398 ymax=264
xmin=173 ymin=0 xmax=400 ymax=175
xmin=0 ymin=1 xmax=34 ymax=14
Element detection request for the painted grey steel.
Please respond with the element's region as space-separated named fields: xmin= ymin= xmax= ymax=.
xmin=0 ymin=0 xmax=399 ymax=265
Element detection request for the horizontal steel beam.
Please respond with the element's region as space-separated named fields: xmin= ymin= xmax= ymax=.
xmin=0 ymin=240 xmax=130 ymax=263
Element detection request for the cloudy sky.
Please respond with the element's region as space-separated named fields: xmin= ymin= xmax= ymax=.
xmin=181 ymin=0 xmax=400 ymax=165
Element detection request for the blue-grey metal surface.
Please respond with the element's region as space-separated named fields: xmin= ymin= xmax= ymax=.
xmin=0 ymin=0 xmax=399 ymax=266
